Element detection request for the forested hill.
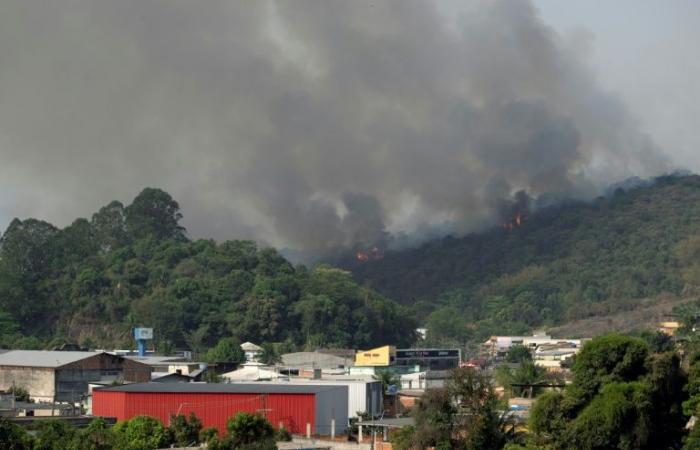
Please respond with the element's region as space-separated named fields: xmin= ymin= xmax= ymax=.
xmin=349 ymin=174 xmax=700 ymax=343
xmin=0 ymin=188 xmax=416 ymax=351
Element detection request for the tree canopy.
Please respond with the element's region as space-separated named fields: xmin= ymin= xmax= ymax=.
xmin=526 ymin=334 xmax=687 ymax=450
xmin=0 ymin=188 xmax=417 ymax=352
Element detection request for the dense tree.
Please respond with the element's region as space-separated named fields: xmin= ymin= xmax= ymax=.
xmin=497 ymin=359 xmax=548 ymax=397
xmin=76 ymin=418 xmax=115 ymax=450
xmin=124 ymin=188 xmax=185 ymax=241
xmin=566 ymin=334 xmax=649 ymax=409
xmin=0 ymin=218 xmax=58 ymax=329
xmin=167 ymin=413 xmax=202 ymax=447
xmin=449 ymin=368 xmax=513 ymax=450
xmin=408 ymin=368 xmax=514 ymax=450
xmin=204 ymin=337 xmax=245 ymax=364
xmin=259 ymin=343 xmax=281 ymax=365
xmin=506 ymin=345 xmax=533 ymax=363
xmin=0 ymin=417 xmax=33 ymax=450
xmin=638 ymin=330 xmax=675 ymax=353
xmin=91 ymin=201 xmax=129 ymax=252
xmin=411 ymin=388 xmax=454 ymax=450
xmin=527 ymin=334 xmax=687 ymax=450
xmin=683 ymin=351 xmax=700 ymax=418
xmin=685 ymin=425 xmax=700 ymax=450
xmin=221 ymin=412 xmax=276 ymax=450
xmin=564 ymin=382 xmax=653 ymax=450
xmin=0 ymin=189 xmax=417 ymax=351
xmin=391 ymin=426 xmax=417 ymax=450
xmin=33 ymin=420 xmax=78 ymax=450
xmin=528 ymin=391 xmax=567 ymax=447
xmin=111 ymin=416 xmax=168 ymax=450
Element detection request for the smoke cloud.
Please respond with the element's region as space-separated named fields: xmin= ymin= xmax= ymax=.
xmin=0 ymin=0 xmax=671 ymax=256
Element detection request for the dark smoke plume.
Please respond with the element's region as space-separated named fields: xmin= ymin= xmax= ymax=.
xmin=0 ymin=0 xmax=670 ymax=257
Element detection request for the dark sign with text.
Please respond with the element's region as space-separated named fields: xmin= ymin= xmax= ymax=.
xmin=396 ymin=349 xmax=459 ymax=359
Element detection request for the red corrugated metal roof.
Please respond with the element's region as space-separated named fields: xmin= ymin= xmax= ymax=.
xmin=95 ymin=382 xmax=336 ymax=394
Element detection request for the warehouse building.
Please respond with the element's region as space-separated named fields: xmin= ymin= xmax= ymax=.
xmin=351 ymin=345 xmax=461 ymax=374
xmin=93 ymin=382 xmax=348 ymax=436
xmin=0 ymin=351 xmax=151 ymax=403
xmin=239 ymin=378 xmax=383 ymax=418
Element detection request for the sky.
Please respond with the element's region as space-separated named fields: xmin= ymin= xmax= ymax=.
xmin=0 ymin=0 xmax=697 ymax=255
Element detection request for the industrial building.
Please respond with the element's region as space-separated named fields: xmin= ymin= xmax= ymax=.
xmin=354 ymin=346 xmax=396 ymax=367
xmin=352 ymin=345 xmax=461 ymax=374
xmin=481 ymin=333 xmax=586 ymax=369
xmin=395 ymin=349 xmax=461 ymax=370
xmin=0 ymin=351 xmax=151 ymax=403
xmin=239 ymin=378 xmax=383 ymax=418
xmin=481 ymin=333 xmax=584 ymax=359
xmin=93 ymin=382 xmax=348 ymax=436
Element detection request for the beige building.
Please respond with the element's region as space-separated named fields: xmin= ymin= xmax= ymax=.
xmin=0 ymin=351 xmax=151 ymax=403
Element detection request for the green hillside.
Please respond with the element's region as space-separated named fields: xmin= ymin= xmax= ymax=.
xmin=0 ymin=188 xmax=416 ymax=351
xmin=349 ymin=174 xmax=700 ymax=344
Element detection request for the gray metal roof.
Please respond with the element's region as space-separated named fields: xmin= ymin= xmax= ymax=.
xmin=96 ymin=382 xmax=346 ymax=394
xmin=0 ymin=351 xmax=103 ymax=368
xmin=124 ymin=355 xmax=189 ymax=365
xmin=281 ymin=351 xmax=354 ymax=368
xmin=359 ymin=417 xmax=415 ymax=428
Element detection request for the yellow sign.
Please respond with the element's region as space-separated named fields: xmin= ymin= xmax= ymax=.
xmin=354 ymin=345 xmax=396 ymax=366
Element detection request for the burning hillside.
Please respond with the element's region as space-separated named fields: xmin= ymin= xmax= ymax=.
xmin=503 ymin=211 xmax=527 ymax=230
xmin=500 ymin=191 xmax=531 ymax=231
xmin=356 ymin=246 xmax=385 ymax=262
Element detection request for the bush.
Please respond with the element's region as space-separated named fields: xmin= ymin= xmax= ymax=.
xmin=8 ymin=386 xmax=31 ymax=403
xmin=199 ymin=426 xmax=219 ymax=444
xmin=167 ymin=412 xmax=202 ymax=447
xmin=0 ymin=417 xmax=33 ymax=450
xmin=112 ymin=416 xmax=168 ymax=450
xmin=529 ymin=391 xmax=566 ymax=446
xmin=391 ymin=425 xmax=416 ymax=450
xmin=276 ymin=427 xmax=292 ymax=442
xmin=225 ymin=412 xmax=275 ymax=446
xmin=32 ymin=419 xmax=77 ymax=450
xmin=76 ymin=418 xmax=115 ymax=450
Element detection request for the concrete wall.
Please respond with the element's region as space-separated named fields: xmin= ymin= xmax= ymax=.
xmin=0 ymin=367 xmax=55 ymax=402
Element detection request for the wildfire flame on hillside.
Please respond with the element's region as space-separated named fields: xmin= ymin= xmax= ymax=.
xmin=500 ymin=190 xmax=531 ymax=231
xmin=356 ymin=246 xmax=385 ymax=262
xmin=502 ymin=211 xmax=526 ymax=230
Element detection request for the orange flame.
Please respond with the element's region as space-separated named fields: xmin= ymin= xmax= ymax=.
xmin=356 ymin=246 xmax=384 ymax=262
xmin=503 ymin=212 xmax=526 ymax=230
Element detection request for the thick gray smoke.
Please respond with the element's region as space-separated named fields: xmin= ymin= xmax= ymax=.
xmin=0 ymin=0 xmax=670 ymax=256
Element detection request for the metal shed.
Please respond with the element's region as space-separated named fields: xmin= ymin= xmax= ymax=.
xmin=92 ymin=382 xmax=348 ymax=436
